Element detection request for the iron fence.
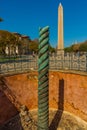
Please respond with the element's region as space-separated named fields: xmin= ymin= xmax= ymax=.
xmin=0 ymin=52 xmax=87 ymax=74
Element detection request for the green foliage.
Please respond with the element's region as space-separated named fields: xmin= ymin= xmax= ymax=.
xmin=79 ymin=43 xmax=87 ymax=51
xmin=29 ymin=40 xmax=38 ymax=53
xmin=49 ymin=45 xmax=55 ymax=53
xmin=0 ymin=30 xmax=55 ymax=55
xmin=0 ymin=30 xmax=21 ymax=55
xmin=64 ymin=45 xmax=73 ymax=52
xmin=29 ymin=40 xmax=55 ymax=53
xmin=0 ymin=18 xmax=3 ymax=22
xmin=0 ymin=30 xmax=16 ymax=44
xmin=65 ymin=40 xmax=87 ymax=52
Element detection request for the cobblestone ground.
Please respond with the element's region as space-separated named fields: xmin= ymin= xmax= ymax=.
xmin=0 ymin=109 xmax=87 ymax=130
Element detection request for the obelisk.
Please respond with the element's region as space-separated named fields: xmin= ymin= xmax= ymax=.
xmin=57 ymin=3 xmax=64 ymax=53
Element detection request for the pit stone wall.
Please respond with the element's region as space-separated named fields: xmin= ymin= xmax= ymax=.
xmin=0 ymin=70 xmax=87 ymax=123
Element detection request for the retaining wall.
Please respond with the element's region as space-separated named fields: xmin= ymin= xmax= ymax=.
xmin=0 ymin=70 xmax=87 ymax=123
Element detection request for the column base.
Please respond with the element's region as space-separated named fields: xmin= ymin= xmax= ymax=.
xmin=57 ymin=49 xmax=64 ymax=55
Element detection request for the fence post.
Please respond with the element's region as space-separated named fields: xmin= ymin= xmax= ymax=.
xmin=38 ymin=26 xmax=49 ymax=130
xmin=78 ymin=52 xmax=80 ymax=71
xmin=86 ymin=52 xmax=87 ymax=72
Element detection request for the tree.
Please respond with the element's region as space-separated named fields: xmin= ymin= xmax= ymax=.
xmin=64 ymin=45 xmax=73 ymax=52
xmin=0 ymin=30 xmax=17 ymax=55
xmin=29 ymin=40 xmax=38 ymax=53
xmin=64 ymin=40 xmax=87 ymax=52
xmin=0 ymin=18 xmax=3 ymax=22
xmin=79 ymin=43 xmax=87 ymax=52
xmin=49 ymin=44 xmax=55 ymax=53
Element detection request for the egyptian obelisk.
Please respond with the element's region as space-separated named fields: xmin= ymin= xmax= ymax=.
xmin=57 ymin=3 xmax=64 ymax=53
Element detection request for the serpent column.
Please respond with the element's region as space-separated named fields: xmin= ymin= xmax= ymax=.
xmin=38 ymin=26 xmax=49 ymax=130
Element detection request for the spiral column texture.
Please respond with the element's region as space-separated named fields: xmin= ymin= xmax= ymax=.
xmin=38 ymin=26 xmax=49 ymax=130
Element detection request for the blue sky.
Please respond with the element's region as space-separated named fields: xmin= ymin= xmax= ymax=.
xmin=0 ymin=0 xmax=87 ymax=47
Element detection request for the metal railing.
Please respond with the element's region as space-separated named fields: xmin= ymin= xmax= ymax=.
xmin=0 ymin=52 xmax=87 ymax=74
xmin=49 ymin=52 xmax=87 ymax=71
xmin=0 ymin=54 xmax=38 ymax=74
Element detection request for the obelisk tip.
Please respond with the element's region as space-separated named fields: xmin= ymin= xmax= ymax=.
xmin=59 ymin=2 xmax=62 ymax=6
